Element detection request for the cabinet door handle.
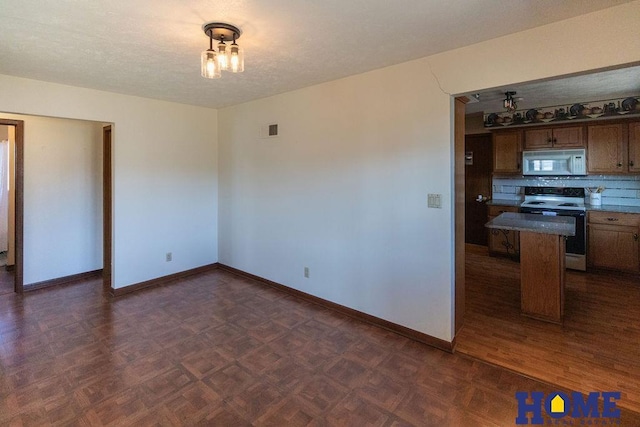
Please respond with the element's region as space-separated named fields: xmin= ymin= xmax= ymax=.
xmin=617 ymin=163 xmax=623 ymax=167
xmin=552 ymin=138 xmax=557 ymax=143
xmin=606 ymin=218 xmax=619 ymax=222
xmin=631 ymin=161 xmax=635 ymax=167
xmin=635 ymin=233 xmax=639 ymax=241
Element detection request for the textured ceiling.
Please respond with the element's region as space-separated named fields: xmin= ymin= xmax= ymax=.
xmin=465 ymin=66 xmax=640 ymax=115
xmin=0 ymin=0 xmax=634 ymax=109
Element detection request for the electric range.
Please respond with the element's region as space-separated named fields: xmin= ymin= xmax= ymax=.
xmin=519 ymin=187 xmax=586 ymax=271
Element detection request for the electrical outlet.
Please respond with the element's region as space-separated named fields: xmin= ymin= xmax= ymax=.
xmin=427 ymin=194 xmax=442 ymax=208
xmin=166 ymin=252 xmax=172 ymax=262
xmin=304 ymin=267 xmax=309 ymax=278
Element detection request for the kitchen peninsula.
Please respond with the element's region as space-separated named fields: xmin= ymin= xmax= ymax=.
xmin=486 ymin=212 xmax=576 ymax=323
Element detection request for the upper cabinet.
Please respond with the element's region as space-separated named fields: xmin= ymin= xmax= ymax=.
xmin=628 ymin=121 xmax=640 ymax=173
xmin=524 ymin=126 xmax=584 ymax=150
xmin=493 ymin=130 xmax=522 ymax=174
xmin=490 ymin=118 xmax=640 ymax=175
xmin=587 ymin=123 xmax=627 ymax=173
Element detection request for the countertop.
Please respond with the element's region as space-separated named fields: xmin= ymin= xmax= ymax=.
xmin=587 ymin=204 xmax=640 ymax=214
xmin=488 ymin=199 xmax=640 ymax=214
xmin=485 ymin=212 xmax=576 ymax=236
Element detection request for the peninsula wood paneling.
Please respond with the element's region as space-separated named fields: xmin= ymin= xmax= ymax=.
xmin=519 ymin=232 xmax=565 ymax=323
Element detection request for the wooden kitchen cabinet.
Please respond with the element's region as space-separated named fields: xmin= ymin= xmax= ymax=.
xmin=493 ymin=130 xmax=522 ymax=174
xmin=587 ymin=123 xmax=626 ymax=173
xmin=628 ymin=121 xmax=640 ymax=173
xmin=488 ymin=205 xmax=520 ymax=257
xmin=588 ymin=211 xmax=640 ymax=273
xmin=524 ymin=126 xmax=584 ymax=150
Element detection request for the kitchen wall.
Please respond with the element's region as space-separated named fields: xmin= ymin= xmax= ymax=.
xmin=465 ymin=112 xmax=486 ymax=135
xmin=0 ymin=76 xmax=218 ymax=289
xmin=492 ymin=175 xmax=640 ymax=207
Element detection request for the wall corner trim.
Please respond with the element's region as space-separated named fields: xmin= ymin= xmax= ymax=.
xmin=111 ymin=263 xmax=219 ymax=297
xmin=24 ymin=269 xmax=103 ymax=292
xmin=217 ymin=264 xmax=454 ymax=353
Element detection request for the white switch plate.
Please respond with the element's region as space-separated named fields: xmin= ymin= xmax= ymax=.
xmin=427 ymin=194 xmax=442 ymax=208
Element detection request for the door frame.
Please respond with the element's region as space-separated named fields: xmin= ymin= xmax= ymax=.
xmin=0 ymin=118 xmax=24 ymax=293
xmin=454 ymin=97 xmax=468 ymax=336
xmin=103 ymin=126 xmax=112 ymax=291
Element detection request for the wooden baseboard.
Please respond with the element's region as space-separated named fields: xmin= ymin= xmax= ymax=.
xmin=24 ymin=269 xmax=103 ymax=292
xmin=217 ymin=264 xmax=454 ymax=353
xmin=111 ymin=264 xmax=219 ymax=297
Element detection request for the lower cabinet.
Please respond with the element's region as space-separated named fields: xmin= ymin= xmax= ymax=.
xmin=488 ymin=205 xmax=520 ymax=257
xmin=588 ymin=211 xmax=640 ymax=273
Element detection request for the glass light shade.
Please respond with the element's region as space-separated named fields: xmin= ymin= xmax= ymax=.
xmin=201 ymin=50 xmax=220 ymax=78
xmin=229 ymin=44 xmax=244 ymax=73
xmin=217 ymin=41 xmax=230 ymax=71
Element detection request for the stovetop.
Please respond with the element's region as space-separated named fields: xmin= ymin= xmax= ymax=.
xmin=520 ymin=187 xmax=586 ymax=211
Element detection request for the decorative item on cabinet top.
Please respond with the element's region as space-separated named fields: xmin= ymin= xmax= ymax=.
xmin=484 ymin=96 xmax=640 ymax=128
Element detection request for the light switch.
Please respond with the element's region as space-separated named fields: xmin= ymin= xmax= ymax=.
xmin=428 ymin=194 xmax=442 ymax=208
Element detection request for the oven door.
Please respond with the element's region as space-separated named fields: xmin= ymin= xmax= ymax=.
xmin=519 ymin=208 xmax=586 ymax=255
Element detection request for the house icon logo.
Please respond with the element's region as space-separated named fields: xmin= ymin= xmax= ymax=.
xmin=515 ymin=390 xmax=621 ymax=425
xmin=550 ymin=394 xmax=565 ymax=414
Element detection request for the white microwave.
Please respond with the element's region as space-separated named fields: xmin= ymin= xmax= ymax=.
xmin=522 ymin=149 xmax=587 ymax=176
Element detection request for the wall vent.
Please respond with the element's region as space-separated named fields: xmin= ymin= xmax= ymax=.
xmin=261 ymin=123 xmax=279 ymax=138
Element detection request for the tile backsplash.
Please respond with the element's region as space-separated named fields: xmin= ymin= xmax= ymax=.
xmin=492 ymin=175 xmax=640 ymax=206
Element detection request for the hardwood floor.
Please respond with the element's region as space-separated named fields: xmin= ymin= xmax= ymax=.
xmin=1 ymin=268 xmax=639 ymax=425
xmin=457 ymin=244 xmax=640 ymax=414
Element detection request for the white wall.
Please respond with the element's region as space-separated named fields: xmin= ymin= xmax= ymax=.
xmin=219 ymin=2 xmax=640 ymax=341
xmin=0 ymin=79 xmax=218 ymax=289
xmin=219 ymin=62 xmax=452 ymax=339
xmin=2 ymin=114 xmax=102 ymax=284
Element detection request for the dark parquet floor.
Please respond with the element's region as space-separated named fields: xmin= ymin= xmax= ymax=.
xmin=1 ymin=267 xmax=639 ymax=425
xmin=457 ymin=244 xmax=640 ymax=414
xmin=0 ymin=267 xmax=15 ymax=296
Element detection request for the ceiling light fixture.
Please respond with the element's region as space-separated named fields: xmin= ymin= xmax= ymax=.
xmin=503 ymin=91 xmax=517 ymax=112
xmin=201 ymin=22 xmax=244 ymax=79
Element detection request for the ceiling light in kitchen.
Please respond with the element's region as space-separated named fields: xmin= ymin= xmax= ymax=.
xmin=503 ymin=91 xmax=517 ymax=112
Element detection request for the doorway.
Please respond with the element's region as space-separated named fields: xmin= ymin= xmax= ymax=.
xmin=464 ymin=134 xmax=492 ymax=246
xmin=0 ymin=115 xmax=111 ymax=294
